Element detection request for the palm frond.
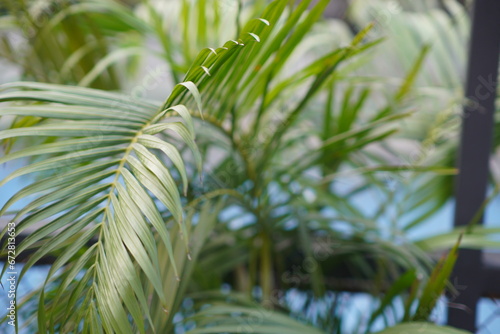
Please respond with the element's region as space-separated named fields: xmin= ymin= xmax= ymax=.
xmin=374 ymin=322 xmax=470 ymax=334
xmin=0 ymin=79 xmax=203 ymax=331
xmin=186 ymin=300 xmax=327 ymax=334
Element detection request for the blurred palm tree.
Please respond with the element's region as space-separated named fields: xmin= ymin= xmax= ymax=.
xmin=1 ymin=0 xmax=497 ymax=333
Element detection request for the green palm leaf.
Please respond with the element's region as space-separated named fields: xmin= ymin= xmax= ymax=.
xmin=186 ymin=302 xmax=327 ymax=334
xmin=375 ymin=322 xmax=471 ymax=334
xmin=0 ymin=81 xmax=203 ymax=331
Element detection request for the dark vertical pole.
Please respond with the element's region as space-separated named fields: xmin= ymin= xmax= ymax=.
xmin=447 ymin=0 xmax=500 ymax=331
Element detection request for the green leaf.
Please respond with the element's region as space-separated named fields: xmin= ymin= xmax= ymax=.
xmin=375 ymin=322 xmax=471 ymax=334
xmin=413 ymin=235 xmax=462 ymax=321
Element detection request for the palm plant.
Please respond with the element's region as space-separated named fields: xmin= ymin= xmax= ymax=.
xmin=347 ymin=0 xmax=500 ymax=248
xmin=0 ymin=0 xmax=495 ymax=333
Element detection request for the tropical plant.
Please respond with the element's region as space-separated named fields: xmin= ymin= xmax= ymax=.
xmin=1 ymin=0 xmax=496 ymax=333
